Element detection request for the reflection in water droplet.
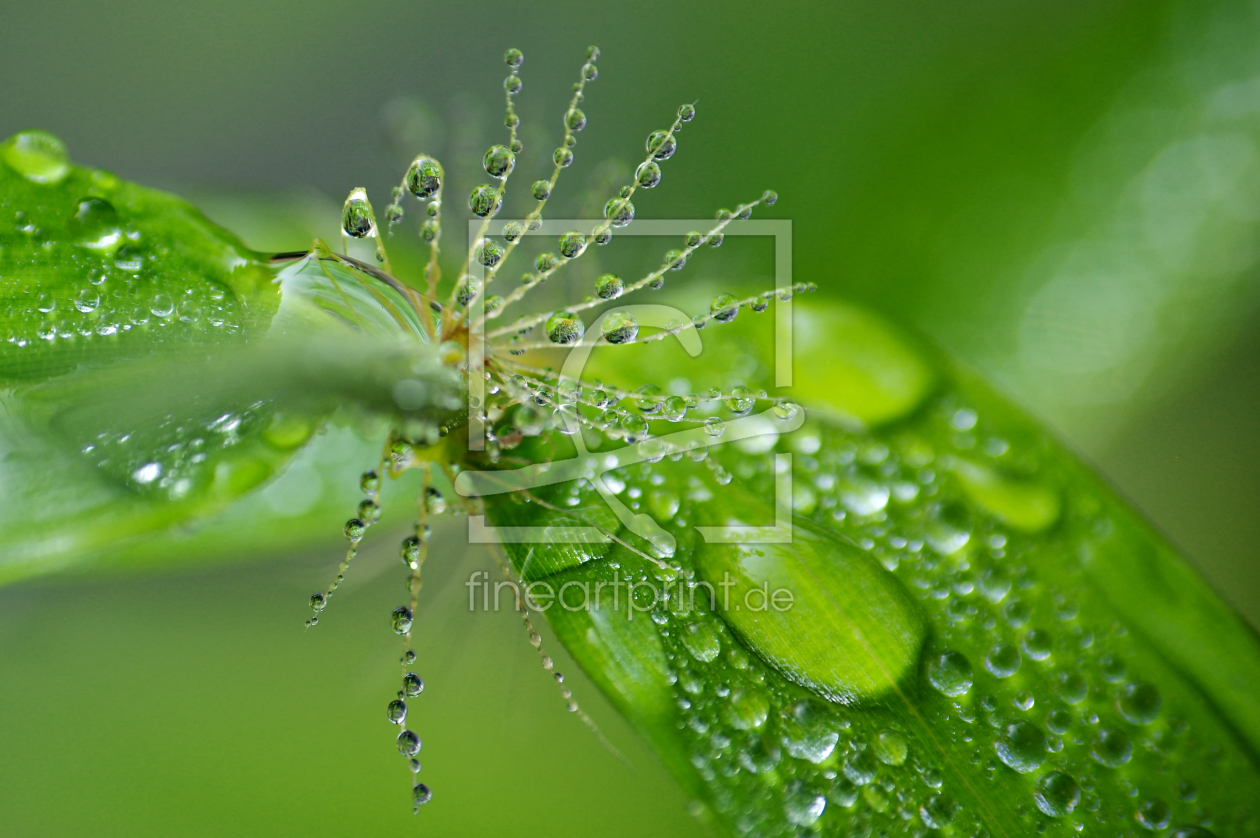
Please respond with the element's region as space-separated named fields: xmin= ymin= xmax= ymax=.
xmin=1091 ymin=728 xmax=1132 ymax=767
xmin=151 ymin=294 xmax=175 ymax=318
xmin=1136 ymin=799 xmax=1171 ymax=831
xmin=1117 ymin=682 xmax=1162 ymax=725
xmin=1 ymin=130 xmax=70 ymax=183
xmin=1033 ymin=771 xmax=1080 ymax=817
xmin=927 ymin=650 xmax=973 ymax=697
xmin=784 ymin=781 xmax=826 ymax=826
xmin=985 ymin=643 xmax=1022 ymax=678
xmin=995 ymin=721 xmax=1046 ymax=773
xmin=681 ymin=621 xmax=721 ymax=662
xmin=872 ymin=730 xmax=907 ymax=766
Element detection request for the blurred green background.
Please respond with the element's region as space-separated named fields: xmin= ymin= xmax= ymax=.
xmin=2 ymin=0 xmax=1259 ymax=835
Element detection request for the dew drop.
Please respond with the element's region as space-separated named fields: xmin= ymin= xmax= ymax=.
xmin=425 ymin=487 xmax=446 ymax=515
xmin=504 ymin=48 xmax=523 ymax=67
xmin=1136 ymin=799 xmax=1171 ymax=830
xmin=405 ymin=156 xmax=442 ymax=199
xmin=595 ymin=273 xmax=624 ymax=299
xmin=783 ymin=781 xmax=826 ymax=827
xmin=1 ymin=130 xmax=70 ymax=183
xmin=532 ymin=180 xmax=552 ymax=200
xmin=391 ymin=606 xmax=414 ymax=634
xmin=919 ymin=794 xmax=956 ymax=829
xmin=469 ymin=184 xmax=501 ymax=218
xmin=636 ymin=161 xmax=662 ymax=188
xmin=559 ymin=231 xmax=587 ymax=258
xmin=842 ymin=749 xmax=877 ymax=786
xmin=662 ymin=396 xmax=688 ymax=422
xmin=387 ymin=699 xmax=407 ymax=724
xmin=310 ymin=593 xmax=327 ymax=612
xmin=397 ymin=730 xmax=421 ymax=757
xmin=710 ymin=293 xmax=739 ymax=323
xmin=1091 ymin=727 xmax=1132 ymax=767
xmin=546 ymin=310 xmax=585 ymax=345
xmin=1022 ymin=629 xmax=1053 ymax=661
xmin=403 ymin=673 xmax=425 ymax=696
xmin=927 ymin=650 xmax=973 ymax=697
xmin=603 ymin=197 xmax=634 ymax=228
xmin=341 ymin=188 xmax=376 ymax=238
xmin=995 ymin=720 xmax=1046 ymax=773
xmin=1056 ymin=670 xmax=1088 ymax=704
xmin=553 ymin=147 xmax=574 ymax=168
xmin=872 ymin=730 xmax=908 ymax=766
xmin=682 ymin=621 xmax=721 ymax=662
xmin=74 ymin=288 xmax=100 ymax=313
xmin=985 ymin=643 xmax=1022 ymax=678
xmin=69 ymin=197 xmax=121 ymax=249
xmin=343 ymin=519 xmax=366 ymax=542
xmin=703 ymin=417 xmax=726 ymax=438
xmin=1033 ymin=771 xmax=1080 ymax=817
xmin=601 ymin=311 xmax=638 ymax=345
xmin=483 ymin=145 xmax=515 ymax=179
xmin=724 ymin=385 xmax=755 ymax=416
xmin=412 ymin=783 xmax=432 ymax=807
xmin=1117 ymin=682 xmax=1161 ymax=725
xmin=647 ymin=130 xmax=676 ymax=161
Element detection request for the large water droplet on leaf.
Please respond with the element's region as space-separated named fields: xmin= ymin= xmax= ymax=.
xmin=1 ymin=130 xmax=70 ymax=184
xmin=694 ymin=506 xmax=926 ymax=704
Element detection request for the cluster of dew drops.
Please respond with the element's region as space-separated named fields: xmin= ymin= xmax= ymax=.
xmin=302 ymin=43 xmax=818 ymax=814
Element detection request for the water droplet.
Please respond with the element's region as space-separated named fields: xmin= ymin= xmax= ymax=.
xmin=995 ymin=720 xmax=1046 ymax=773
xmin=636 ymin=161 xmax=661 ymax=188
xmin=535 ymin=252 xmax=559 ymax=272
xmin=678 ymin=103 xmax=696 ymax=122
xmin=783 ymin=781 xmax=826 ymax=826
xmin=682 ymin=621 xmax=721 ymax=662
xmin=1056 ymin=670 xmax=1088 ymax=704
xmin=425 ymin=487 xmax=446 ymax=515
xmin=927 ymin=650 xmax=973 ymax=697
xmin=703 ymin=417 xmax=726 ymax=438
xmin=1167 ymin=828 xmax=1217 ymax=838
xmin=69 ymin=197 xmax=121 ymax=249
xmin=403 ymin=673 xmax=425 ymax=696
xmin=546 ymin=311 xmax=585 ymax=345
xmin=387 ymin=699 xmax=407 ymax=724
xmin=1117 ymin=682 xmax=1162 ymax=725
xmin=1022 ymin=628 xmax=1053 ymax=661
xmin=475 ymin=238 xmax=504 ymax=267
xmin=1 ymin=130 xmax=70 ymax=183
xmin=513 ymin=404 xmax=547 ymax=436
xmin=1100 ymin=654 xmax=1126 ymax=682
xmin=401 ymin=536 xmax=421 ymax=568
xmin=553 ymin=147 xmax=574 ymax=167
xmin=601 ymin=311 xmax=638 ymax=344
xmin=1090 ymin=727 xmax=1132 ymax=767
xmin=344 ymin=519 xmax=366 ymax=542
xmin=872 ymin=730 xmax=907 ymax=765
xmin=469 ymin=184 xmax=501 ymax=218
xmin=391 ymin=606 xmax=414 ymax=634
xmin=504 ymin=74 xmax=522 ymax=94
xmin=74 ymin=288 xmax=100 ymax=313
xmin=710 ymin=293 xmax=739 ymax=323
xmin=985 ymin=643 xmax=1022 ymax=678
xmin=565 ymin=108 xmax=587 ymax=132
xmin=1136 ymin=799 xmax=1171 ymax=831
xmin=397 ymin=730 xmax=422 ymax=757
xmin=724 ymin=385 xmax=754 ymax=415
xmin=772 ymin=401 xmax=799 ymax=420
xmin=1033 ymin=772 xmax=1080 ymax=817
xmin=341 ymin=188 xmax=376 ymax=238
xmin=920 ymin=794 xmax=956 ymax=829
xmin=559 ymin=231 xmax=587 ymax=258
xmin=843 ymin=749 xmax=877 ymax=785
xmin=532 ymin=180 xmax=552 ymax=200
xmin=647 ymin=130 xmax=676 ymax=161
xmin=621 ymin=414 xmax=648 ymax=441
xmin=504 ymin=48 xmax=523 ymax=67
xmin=483 ymin=145 xmax=515 ymax=178
xmin=1047 ymin=707 xmax=1072 ymax=734
xmin=360 ymin=470 xmax=380 ymax=494
xmin=721 ymin=687 xmax=769 ymax=730
xmin=310 ymin=594 xmax=327 ymax=612
xmin=603 ymin=197 xmax=634 ymax=228
xmin=412 ymin=783 xmax=432 ymax=807
xmin=595 ymin=273 xmax=624 ymax=299
xmin=662 ymin=396 xmax=687 ymax=422
xmin=405 ymin=156 xmax=442 ymax=199
xmin=761 ymin=189 xmax=778 ymax=205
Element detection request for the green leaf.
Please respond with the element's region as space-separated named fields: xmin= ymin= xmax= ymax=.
xmin=477 ymin=299 xmax=1260 ymax=837
xmin=0 ymin=138 xmax=460 ymax=583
